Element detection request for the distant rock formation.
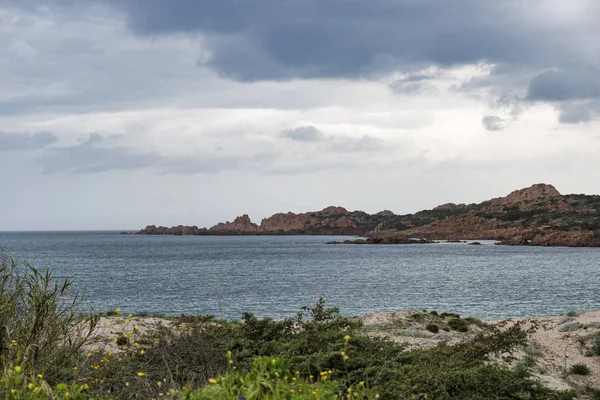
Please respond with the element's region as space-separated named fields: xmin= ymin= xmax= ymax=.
xmin=375 ymin=210 xmax=395 ymax=217
xmin=135 ymin=225 xmax=208 ymax=236
xmin=210 ymin=215 xmax=259 ymax=233
xmin=432 ymin=203 xmax=467 ymax=211
xmin=491 ymin=183 xmax=561 ymax=205
xmin=134 ymin=183 xmax=600 ymax=247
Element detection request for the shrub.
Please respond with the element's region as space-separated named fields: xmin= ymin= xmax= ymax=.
xmin=0 ymin=255 xmax=97 ymax=379
xmin=448 ymin=318 xmax=469 ymax=332
xmin=401 ymin=328 xmax=430 ymax=338
xmin=559 ymin=322 xmax=582 ymax=332
xmin=426 ymin=324 xmax=439 ymax=333
xmin=0 ymin=364 xmax=97 ymax=400
xmin=525 ymin=345 xmax=543 ymax=356
xmin=566 ymin=311 xmax=579 ymax=317
xmin=590 ymin=335 xmax=600 ymax=357
xmin=187 ymin=356 xmax=370 ymax=400
xmin=569 ymin=363 xmax=590 ymax=375
xmin=440 ymin=312 xmax=460 ymax=319
xmin=464 ymin=317 xmax=483 ymax=326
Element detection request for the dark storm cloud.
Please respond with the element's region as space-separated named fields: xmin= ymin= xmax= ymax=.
xmin=280 ymin=126 xmax=323 ymax=142
xmin=0 ymin=131 xmax=58 ymax=151
xmin=5 ymin=0 xmax=600 ymax=125
xmin=100 ymin=0 xmax=555 ymax=81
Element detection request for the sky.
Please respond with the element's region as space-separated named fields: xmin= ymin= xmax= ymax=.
xmin=1 ymin=0 xmax=600 ymax=230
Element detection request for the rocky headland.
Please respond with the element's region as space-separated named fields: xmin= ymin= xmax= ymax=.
xmin=131 ymin=183 xmax=600 ymax=247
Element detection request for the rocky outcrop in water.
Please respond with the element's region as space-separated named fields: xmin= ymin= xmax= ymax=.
xmin=499 ymin=229 xmax=600 ymax=247
xmin=134 ymin=225 xmax=208 ymax=236
xmin=327 ymin=237 xmax=433 ymax=245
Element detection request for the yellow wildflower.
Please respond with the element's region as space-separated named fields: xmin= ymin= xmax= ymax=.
xmin=344 ymin=335 xmax=351 ymax=341
xmin=14 ymin=366 xmax=22 ymax=373
xmin=137 ymin=372 xmax=145 ymax=377
xmin=208 ymin=378 xmax=217 ymax=384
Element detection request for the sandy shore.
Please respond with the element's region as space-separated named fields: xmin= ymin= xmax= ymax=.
xmin=362 ymin=309 xmax=600 ymax=392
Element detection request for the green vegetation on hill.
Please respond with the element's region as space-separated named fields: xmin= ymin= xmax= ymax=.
xmin=0 ymin=255 xmax=577 ymax=399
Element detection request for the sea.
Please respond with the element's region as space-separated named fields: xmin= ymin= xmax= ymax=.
xmin=1 ymin=231 xmax=599 ymax=320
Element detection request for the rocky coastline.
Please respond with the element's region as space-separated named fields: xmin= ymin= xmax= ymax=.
xmin=129 ymin=183 xmax=600 ymax=247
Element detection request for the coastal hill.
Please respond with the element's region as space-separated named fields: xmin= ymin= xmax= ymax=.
xmin=133 ymin=183 xmax=600 ymax=246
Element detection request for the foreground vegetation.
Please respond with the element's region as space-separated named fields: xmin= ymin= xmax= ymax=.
xmin=0 ymin=255 xmax=578 ymax=399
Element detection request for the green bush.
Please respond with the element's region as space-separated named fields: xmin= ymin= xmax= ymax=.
xmin=566 ymin=310 xmax=579 ymax=317
xmin=448 ymin=318 xmax=469 ymax=332
xmin=569 ymin=363 xmax=590 ymax=376
xmin=426 ymin=324 xmax=439 ymax=333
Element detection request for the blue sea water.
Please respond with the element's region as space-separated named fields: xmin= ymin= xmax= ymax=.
xmin=1 ymin=231 xmax=599 ymax=320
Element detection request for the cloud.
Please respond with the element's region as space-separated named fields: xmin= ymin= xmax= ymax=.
xmin=279 ymin=126 xmax=386 ymax=153
xmin=527 ymin=70 xmax=600 ymax=102
xmin=328 ymin=135 xmax=386 ymax=153
xmin=36 ymin=133 xmax=276 ymax=175
xmin=558 ymin=103 xmax=594 ymax=124
xmin=38 ymin=133 xmax=160 ymax=174
xmin=280 ymin=126 xmax=323 ymax=141
xmin=481 ymin=116 xmax=507 ymax=131
xmin=0 ymin=131 xmax=58 ymax=151
xmin=389 ymin=73 xmax=438 ymax=95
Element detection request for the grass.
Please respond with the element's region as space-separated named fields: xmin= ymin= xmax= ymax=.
xmin=0 ymin=254 xmax=579 ymax=400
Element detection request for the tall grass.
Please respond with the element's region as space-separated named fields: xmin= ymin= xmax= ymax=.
xmin=0 ymin=254 xmax=97 ymax=379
